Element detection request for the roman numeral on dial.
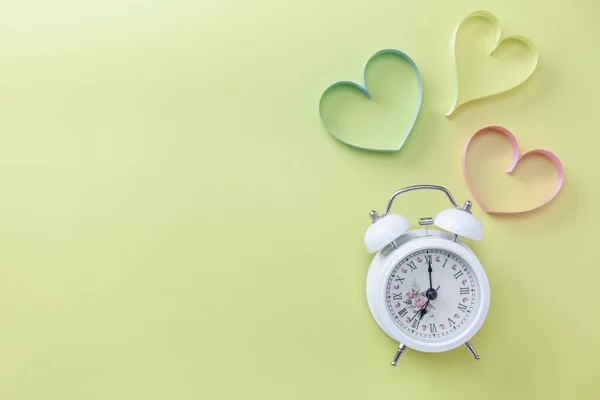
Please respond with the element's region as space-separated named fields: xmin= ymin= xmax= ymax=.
xmin=429 ymin=324 xmax=437 ymax=333
xmin=424 ymin=255 xmax=432 ymax=264
xmin=393 ymin=293 xmax=402 ymax=300
xmin=395 ymin=276 xmax=405 ymax=283
xmin=460 ymin=287 xmax=470 ymax=295
xmin=448 ymin=317 xmax=456 ymax=326
xmin=411 ymin=319 xmax=419 ymax=329
xmin=398 ymin=308 xmax=408 ymax=317
xmin=453 ymin=270 xmax=464 ymax=279
xmin=457 ymin=303 xmax=468 ymax=312
xmin=407 ymin=261 xmax=417 ymax=271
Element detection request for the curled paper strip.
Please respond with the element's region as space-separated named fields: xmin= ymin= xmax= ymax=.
xmin=446 ymin=10 xmax=539 ymax=116
xmin=318 ymin=49 xmax=423 ymax=152
xmin=462 ymin=126 xmax=564 ymax=215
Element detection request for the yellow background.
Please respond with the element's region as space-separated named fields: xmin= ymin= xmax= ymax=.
xmin=0 ymin=0 xmax=596 ymax=399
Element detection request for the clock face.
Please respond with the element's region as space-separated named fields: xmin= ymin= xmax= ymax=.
xmin=384 ymin=248 xmax=478 ymax=341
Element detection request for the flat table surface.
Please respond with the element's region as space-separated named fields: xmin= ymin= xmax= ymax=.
xmin=0 ymin=1 xmax=597 ymax=399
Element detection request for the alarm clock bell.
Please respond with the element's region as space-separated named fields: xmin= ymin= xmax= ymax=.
xmin=434 ymin=202 xmax=483 ymax=241
xmin=363 ymin=186 xmax=484 ymax=253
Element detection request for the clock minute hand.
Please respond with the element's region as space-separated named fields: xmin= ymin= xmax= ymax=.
xmin=427 ymin=256 xmax=433 ymax=290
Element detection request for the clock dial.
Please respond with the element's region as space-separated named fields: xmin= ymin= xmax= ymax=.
xmin=385 ymin=249 xmax=478 ymax=340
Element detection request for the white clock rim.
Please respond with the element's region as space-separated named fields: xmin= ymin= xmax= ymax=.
xmin=375 ymin=237 xmax=490 ymax=353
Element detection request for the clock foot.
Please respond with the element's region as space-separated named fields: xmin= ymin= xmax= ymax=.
xmin=464 ymin=341 xmax=480 ymax=360
xmin=391 ymin=343 xmax=407 ymax=366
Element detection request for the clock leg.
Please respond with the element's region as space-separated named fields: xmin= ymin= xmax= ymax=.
xmin=464 ymin=341 xmax=480 ymax=360
xmin=391 ymin=343 xmax=407 ymax=366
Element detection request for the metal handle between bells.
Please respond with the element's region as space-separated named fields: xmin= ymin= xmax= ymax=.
xmin=381 ymin=185 xmax=460 ymax=216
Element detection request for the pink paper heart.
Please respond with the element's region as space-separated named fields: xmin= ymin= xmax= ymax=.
xmin=463 ymin=126 xmax=564 ymax=214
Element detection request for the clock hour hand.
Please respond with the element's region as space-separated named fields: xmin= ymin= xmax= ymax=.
xmin=408 ymin=308 xmax=421 ymax=323
xmin=408 ymin=299 xmax=430 ymax=324
xmin=418 ymin=301 xmax=429 ymax=321
xmin=417 ymin=286 xmax=440 ymax=322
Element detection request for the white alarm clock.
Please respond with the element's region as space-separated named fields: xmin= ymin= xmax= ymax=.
xmin=364 ymin=185 xmax=490 ymax=365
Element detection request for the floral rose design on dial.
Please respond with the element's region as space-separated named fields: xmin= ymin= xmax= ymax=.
xmin=402 ymin=279 xmax=436 ymax=316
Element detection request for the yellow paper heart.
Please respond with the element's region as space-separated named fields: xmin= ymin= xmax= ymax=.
xmin=446 ymin=10 xmax=539 ymax=116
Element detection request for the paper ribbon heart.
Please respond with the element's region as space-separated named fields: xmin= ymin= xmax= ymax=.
xmin=318 ymin=49 xmax=423 ymax=152
xmin=446 ymin=10 xmax=539 ymax=116
xmin=462 ymin=126 xmax=564 ymax=214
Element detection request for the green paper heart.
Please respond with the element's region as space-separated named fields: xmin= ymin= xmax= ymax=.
xmin=318 ymin=49 xmax=423 ymax=152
